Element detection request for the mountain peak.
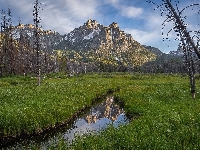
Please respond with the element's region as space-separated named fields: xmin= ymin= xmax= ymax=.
xmin=15 ymin=23 xmax=57 ymax=35
xmin=109 ymin=22 xmax=118 ymax=28
xmin=85 ymin=19 xmax=98 ymax=28
xmin=58 ymin=19 xmax=157 ymax=66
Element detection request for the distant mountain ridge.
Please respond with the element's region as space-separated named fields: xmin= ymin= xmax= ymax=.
xmin=2 ymin=19 xmax=196 ymax=74
xmin=52 ymin=19 xmax=157 ymax=66
xmin=10 ymin=20 xmax=187 ymax=73
xmin=12 ymin=20 xmax=158 ymax=67
xmin=142 ymin=45 xmax=163 ymax=56
xmin=12 ymin=21 xmax=184 ymax=59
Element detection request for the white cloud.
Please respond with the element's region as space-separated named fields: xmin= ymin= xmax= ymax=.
xmin=34 ymin=0 xmax=100 ymax=34
xmin=124 ymin=14 xmax=164 ymax=44
xmin=121 ymin=6 xmax=143 ymax=18
xmin=2 ymin=0 xmax=33 ymax=24
xmin=63 ymin=0 xmax=99 ymax=20
xmin=103 ymin=0 xmax=119 ymax=7
xmin=124 ymin=27 xmax=179 ymax=53
xmin=123 ymin=11 xmax=181 ymax=53
xmin=103 ymin=0 xmax=144 ymax=18
xmin=0 ymin=0 xmax=101 ymax=34
xmin=1 ymin=0 xmax=194 ymax=53
xmin=124 ymin=28 xmax=160 ymax=44
xmin=40 ymin=10 xmax=76 ymax=34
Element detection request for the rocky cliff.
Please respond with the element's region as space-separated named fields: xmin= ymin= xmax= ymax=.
xmin=8 ymin=20 xmax=157 ymax=69
xmin=57 ymin=19 xmax=156 ymax=66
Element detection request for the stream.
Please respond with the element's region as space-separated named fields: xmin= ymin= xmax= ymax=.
xmin=4 ymin=96 xmax=130 ymax=149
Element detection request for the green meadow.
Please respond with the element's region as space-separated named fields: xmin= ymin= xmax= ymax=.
xmin=1 ymin=73 xmax=200 ymax=149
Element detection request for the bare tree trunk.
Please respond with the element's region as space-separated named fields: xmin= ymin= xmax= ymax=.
xmin=165 ymin=0 xmax=200 ymax=59
xmin=165 ymin=0 xmax=199 ymax=98
xmin=188 ymin=59 xmax=196 ymax=98
xmin=33 ymin=0 xmax=41 ymax=86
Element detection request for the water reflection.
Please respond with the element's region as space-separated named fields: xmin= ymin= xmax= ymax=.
xmin=87 ymin=96 xmax=123 ymax=123
xmin=5 ymin=96 xmax=129 ymax=149
xmin=64 ymin=96 xmax=129 ymax=142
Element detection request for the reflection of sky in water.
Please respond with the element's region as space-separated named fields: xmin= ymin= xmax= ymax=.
xmin=62 ymin=96 xmax=129 ymax=143
xmin=64 ymin=113 xmax=129 ymax=143
xmin=7 ymin=97 xmax=129 ymax=149
xmin=41 ymin=113 xmax=128 ymax=148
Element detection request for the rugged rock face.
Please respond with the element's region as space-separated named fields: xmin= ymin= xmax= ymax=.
xmin=63 ymin=19 xmax=134 ymax=51
xmin=8 ymin=20 xmax=157 ymax=68
xmin=10 ymin=23 xmax=64 ymax=51
xmin=58 ymin=19 xmax=156 ymax=66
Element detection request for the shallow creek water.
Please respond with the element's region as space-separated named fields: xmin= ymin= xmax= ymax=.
xmin=5 ymin=96 xmax=129 ymax=149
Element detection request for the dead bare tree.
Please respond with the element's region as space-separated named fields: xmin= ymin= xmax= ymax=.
xmin=0 ymin=10 xmax=6 ymax=76
xmin=0 ymin=10 xmax=9 ymax=76
xmin=33 ymin=0 xmax=43 ymax=86
xmin=147 ymin=0 xmax=200 ymax=98
xmin=0 ymin=7 xmax=16 ymax=76
xmin=6 ymin=7 xmax=16 ymax=75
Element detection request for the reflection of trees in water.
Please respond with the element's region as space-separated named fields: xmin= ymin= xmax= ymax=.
xmin=85 ymin=96 xmax=123 ymax=124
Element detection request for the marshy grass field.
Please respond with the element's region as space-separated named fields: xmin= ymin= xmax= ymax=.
xmin=0 ymin=73 xmax=200 ymax=149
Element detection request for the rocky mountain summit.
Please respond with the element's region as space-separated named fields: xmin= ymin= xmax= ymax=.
xmin=12 ymin=23 xmax=63 ymax=49
xmin=1 ymin=20 xmax=159 ymax=73
xmin=1 ymin=18 xmax=194 ymax=74
xmin=63 ymin=19 xmax=133 ymax=51
xmin=55 ymin=19 xmax=156 ymax=66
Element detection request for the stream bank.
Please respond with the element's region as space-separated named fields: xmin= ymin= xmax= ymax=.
xmin=1 ymin=89 xmax=132 ymax=149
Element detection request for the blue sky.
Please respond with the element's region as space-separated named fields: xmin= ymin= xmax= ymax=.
xmin=0 ymin=0 xmax=199 ymax=53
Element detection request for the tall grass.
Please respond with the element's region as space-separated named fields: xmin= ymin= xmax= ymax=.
xmin=1 ymin=73 xmax=200 ymax=149
xmin=64 ymin=74 xmax=200 ymax=149
xmin=0 ymin=74 xmax=118 ymax=137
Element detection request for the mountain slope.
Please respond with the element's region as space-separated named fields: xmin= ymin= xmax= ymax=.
xmin=54 ymin=19 xmax=156 ymax=66
xmin=142 ymin=46 xmax=187 ymax=73
xmin=7 ymin=21 xmax=160 ymax=72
